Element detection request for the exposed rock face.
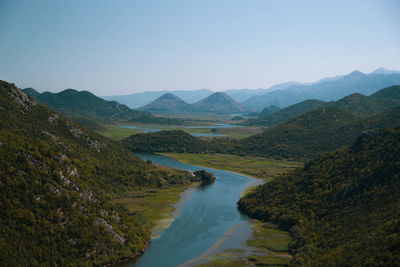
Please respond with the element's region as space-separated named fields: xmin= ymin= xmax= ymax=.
xmin=8 ymin=86 xmax=37 ymax=110
xmin=48 ymin=113 xmax=59 ymax=123
xmin=71 ymin=128 xmax=83 ymax=137
xmin=96 ymin=218 xmax=126 ymax=243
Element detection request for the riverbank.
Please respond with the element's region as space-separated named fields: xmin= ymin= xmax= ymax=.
xmin=161 ymin=153 xmax=301 ymax=181
xmin=113 ymin=183 xmax=199 ymax=239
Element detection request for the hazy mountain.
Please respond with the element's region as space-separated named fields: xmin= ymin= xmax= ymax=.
xmin=0 ymin=80 xmax=192 ymax=265
xmin=238 ymin=127 xmax=400 ymax=266
xmin=23 ymin=88 xmax=180 ymax=125
xmin=191 ymin=92 xmax=250 ymax=114
xmin=242 ymin=85 xmax=400 ymax=126
xmin=138 ymin=93 xmax=192 ymax=113
xmin=103 ymin=89 xmax=213 ymax=109
xmin=242 ymin=69 xmax=400 ymax=110
xmin=139 ymin=91 xmax=251 ymax=115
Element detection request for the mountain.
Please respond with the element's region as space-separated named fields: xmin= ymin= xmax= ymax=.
xmin=243 ymin=99 xmax=327 ymax=126
xmin=0 ymin=80 xmax=193 ymax=265
xmin=372 ymin=67 xmax=400 ymax=75
xmin=238 ymin=127 xmax=400 ymax=266
xmin=242 ymin=85 xmax=400 ymax=126
xmin=237 ymin=105 xmax=400 ymax=161
xmin=103 ymin=89 xmax=213 ymax=109
xmin=138 ymin=93 xmax=192 ymax=113
xmin=191 ymin=92 xmax=250 ymax=114
xmin=242 ymin=69 xmax=400 ymax=110
xmin=24 ymin=88 xmax=181 ymax=125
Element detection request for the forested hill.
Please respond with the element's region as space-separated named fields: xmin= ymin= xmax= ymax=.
xmin=0 ymin=80 xmax=192 ymax=265
xmin=238 ymin=105 xmax=400 ymax=161
xmin=122 ymin=130 xmax=209 ymax=153
xmin=238 ymin=127 xmax=400 ymax=266
xmin=23 ymin=88 xmax=181 ymax=125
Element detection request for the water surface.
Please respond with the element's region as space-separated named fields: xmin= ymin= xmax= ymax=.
xmin=129 ymin=154 xmax=261 ymax=267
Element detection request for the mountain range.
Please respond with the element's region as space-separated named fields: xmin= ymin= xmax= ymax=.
xmin=23 ymin=88 xmax=182 ymax=127
xmin=103 ymin=89 xmax=214 ymax=109
xmin=242 ymin=68 xmax=400 ymax=110
xmin=101 ymin=68 xmax=400 ymax=112
xmin=139 ymin=91 xmax=251 ymax=114
xmin=243 ymin=85 xmax=400 ymax=126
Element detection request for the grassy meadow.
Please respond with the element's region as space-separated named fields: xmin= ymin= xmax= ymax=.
xmin=162 ymin=153 xmax=301 ymax=181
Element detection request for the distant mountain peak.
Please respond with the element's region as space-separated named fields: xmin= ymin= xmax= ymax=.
xmin=159 ymin=92 xmax=181 ymax=100
xmin=372 ymin=67 xmax=400 ymax=75
xmin=139 ymin=92 xmax=191 ymax=113
xmin=349 ymin=70 xmax=365 ymax=77
xmin=192 ymin=92 xmax=250 ymax=114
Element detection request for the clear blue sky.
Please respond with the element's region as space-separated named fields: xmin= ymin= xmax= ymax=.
xmin=0 ymin=0 xmax=399 ymax=95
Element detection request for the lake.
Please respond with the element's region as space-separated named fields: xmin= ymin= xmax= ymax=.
xmin=128 ymin=154 xmax=261 ymax=267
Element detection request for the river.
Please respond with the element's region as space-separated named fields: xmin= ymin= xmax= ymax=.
xmin=127 ymin=153 xmax=262 ymax=267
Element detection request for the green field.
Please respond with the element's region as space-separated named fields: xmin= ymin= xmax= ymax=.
xmin=162 ymin=153 xmax=301 ymax=181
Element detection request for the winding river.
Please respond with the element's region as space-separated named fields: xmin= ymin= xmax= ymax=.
xmin=128 ymin=154 xmax=262 ymax=267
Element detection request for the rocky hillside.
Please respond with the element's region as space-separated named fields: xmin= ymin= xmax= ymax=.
xmin=0 ymin=80 xmax=191 ymax=266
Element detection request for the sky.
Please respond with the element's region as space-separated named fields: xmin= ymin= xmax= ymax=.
xmin=0 ymin=0 xmax=399 ymax=95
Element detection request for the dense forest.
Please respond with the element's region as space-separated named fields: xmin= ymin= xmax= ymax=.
xmin=238 ymin=127 xmax=400 ymax=265
xmin=0 ymin=81 xmax=193 ymax=266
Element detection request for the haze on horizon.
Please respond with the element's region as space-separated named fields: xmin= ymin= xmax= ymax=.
xmin=0 ymin=0 xmax=399 ymax=95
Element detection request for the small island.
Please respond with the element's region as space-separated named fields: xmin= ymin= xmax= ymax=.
xmin=192 ymin=170 xmax=216 ymax=185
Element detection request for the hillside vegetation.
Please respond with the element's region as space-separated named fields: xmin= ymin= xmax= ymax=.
xmin=0 ymin=81 xmax=192 ymax=266
xmin=238 ymin=127 xmax=400 ymax=266
xmin=238 ymin=105 xmax=400 ymax=161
